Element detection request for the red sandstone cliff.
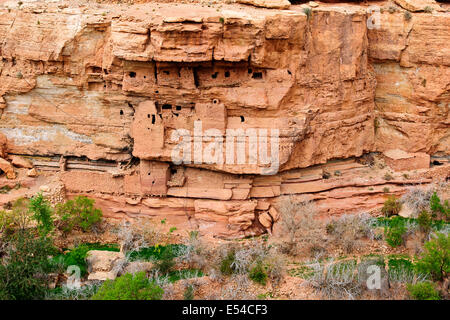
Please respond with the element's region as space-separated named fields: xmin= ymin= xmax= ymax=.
xmin=0 ymin=0 xmax=448 ymax=238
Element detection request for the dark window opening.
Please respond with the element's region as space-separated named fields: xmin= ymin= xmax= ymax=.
xmin=173 ymin=113 xmax=179 ymax=117
xmin=162 ymin=104 xmax=172 ymax=110
xmin=248 ymin=68 xmax=252 ymax=74
xmin=129 ymin=71 xmax=136 ymax=78
xmin=176 ymin=105 xmax=182 ymax=111
xmin=211 ymin=72 xmax=218 ymax=79
xmin=128 ymin=102 xmax=133 ymax=108
xmin=225 ymin=71 xmax=230 ymax=78
xmin=163 ymin=70 xmax=170 ymax=75
xmin=104 ymin=69 xmax=109 ymax=75
xmin=103 ymin=84 xmax=106 ymax=88
xmin=151 ymin=114 xmax=156 ymax=124
xmin=147 ymin=114 xmax=150 ymax=118
xmin=213 ymin=99 xmax=218 ymax=104
xmin=143 ymin=75 xmax=146 ymax=79
xmin=252 ymin=72 xmax=263 ymax=79
xmin=432 ymin=160 xmax=443 ymax=166
xmin=240 ymin=116 xmax=245 ymax=122
xmin=287 ymin=70 xmax=291 ymax=75
xmin=155 ymin=90 xmax=159 ymax=94
xmin=171 ymin=168 xmax=177 ymax=175
xmin=159 ymin=114 xmax=162 ymax=119
xmin=120 ymin=110 xmax=124 ymax=115
xmin=148 ymin=171 xmax=151 ymax=176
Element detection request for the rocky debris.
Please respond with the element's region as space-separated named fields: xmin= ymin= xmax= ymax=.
xmin=258 ymin=211 xmax=273 ymax=229
xmin=86 ymin=250 xmax=125 ymax=281
xmin=39 ymin=180 xmax=66 ymax=205
xmin=393 ymin=0 xmax=442 ymax=12
xmin=237 ymin=0 xmax=291 ymax=9
xmin=26 ymin=168 xmax=38 ymax=177
xmin=0 ymin=158 xmax=16 ymax=179
xmin=382 ymin=149 xmax=430 ymax=172
xmin=9 ymin=155 xmax=33 ymax=169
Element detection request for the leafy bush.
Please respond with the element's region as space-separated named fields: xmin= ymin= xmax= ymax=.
xmin=0 ymin=231 xmax=56 ymax=300
xmin=407 ymin=282 xmax=440 ymax=300
xmin=1 ymin=198 xmax=32 ymax=236
xmin=381 ymin=195 xmax=402 ymax=217
xmin=153 ymin=245 xmax=176 ymax=275
xmin=129 ymin=244 xmax=186 ymax=261
xmin=56 ymin=196 xmax=102 ymax=233
xmin=249 ymin=261 xmax=268 ymax=285
xmin=384 ymin=224 xmax=406 ymax=247
xmin=29 ymin=193 xmax=54 ymax=237
xmin=414 ymin=233 xmax=449 ymax=281
xmin=417 ymin=210 xmax=432 ymax=233
xmin=92 ymin=272 xmax=163 ymax=300
xmin=429 ymin=192 xmax=449 ymax=220
xmin=183 ymin=284 xmax=195 ymax=300
xmin=220 ymin=250 xmax=236 ymax=275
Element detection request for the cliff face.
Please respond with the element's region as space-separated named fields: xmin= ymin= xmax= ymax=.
xmin=0 ymin=1 xmax=448 ymax=238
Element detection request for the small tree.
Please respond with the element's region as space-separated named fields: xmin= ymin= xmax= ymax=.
xmin=415 ymin=233 xmax=449 ymax=281
xmin=381 ymin=195 xmax=402 ymax=217
xmin=0 ymin=230 xmax=56 ymax=300
xmin=407 ymin=282 xmax=440 ymax=300
xmin=56 ymin=196 xmax=102 ymax=233
xmin=29 ymin=193 xmax=54 ymax=237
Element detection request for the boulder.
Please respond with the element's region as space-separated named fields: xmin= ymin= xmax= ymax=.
xmin=86 ymin=250 xmax=125 ymax=281
xmin=0 ymin=158 xmax=16 ymax=179
xmin=237 ymin=0 xmax=291 ymax=9
xmin=27 ymin=168 xmax=38 ymax=177
xmin=10 ymin=155 xmax=33 ymax=169
xmin=258 ymin=211 xmax=273 ymax=228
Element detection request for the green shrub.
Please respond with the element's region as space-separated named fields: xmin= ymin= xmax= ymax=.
xmin=0 ymin=198 xmax=31 ymax=235
xmin=417 ymin=210 xmax=432 ymax=233
xmin=220 ymin=250 xmax=236 ymax=275
xmin=407 ymin=282 xmax=440 ymax=300
xmin=129 ymin=244 xmax=186 ymax=261
xmin=302 ymin=7 xmax=312 ymax=19
xmin=404 ymin=11 xmax=412 ymax=21
xmin=56 ymin=196 xmax=102 ymax=233
xmin=249 ymin=261 xmax=268 ymax=285
xmin=183 ymin=284 xmax=195 ymax=300
xmin=429 ymin=192 xmax=449 ymax=219
xmin=92 ymin=272 xmax=163 ymax=300
xmin=153 ymin=246 xmax=175 ymax=275
xmin=29 ymin=193 xmax=54 ymax=237
xmin=423 ymin=6 xmax=433 ymax=13
xmin=384 ymin=224 xmax=406 ymax=247
xmin=381 ymin=195 xmax=402 ymax=217
xmin=415 ymin=233 xmax=449 ymax=281
xmin=0 ymin=230 xmax=56 ymax=300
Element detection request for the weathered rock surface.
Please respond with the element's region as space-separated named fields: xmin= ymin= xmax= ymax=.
xmin=86 ymin=250 xmax=125 ymax=281
xmin=0 ymin=1 xmax=448 ymax=238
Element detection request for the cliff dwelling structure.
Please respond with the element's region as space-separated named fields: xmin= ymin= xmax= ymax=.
xmin=0 ymin=0 xmax=448 ymax=240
